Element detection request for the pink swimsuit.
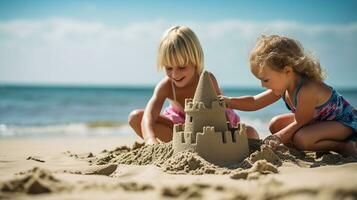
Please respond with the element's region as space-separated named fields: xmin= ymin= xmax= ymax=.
xmin=163 ymin=80 xmax=240 ymax=128
xmin=163 ymin=105 xmax=240 ymax=127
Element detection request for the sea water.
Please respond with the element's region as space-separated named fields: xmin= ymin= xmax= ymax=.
xmin=1 ymin=85 xmax=356 ymax=138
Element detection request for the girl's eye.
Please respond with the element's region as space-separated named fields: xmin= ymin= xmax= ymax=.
xmin=262 ymin=79 xmax=269 ymax=83
xmin=179 ymin=66 xmax=186 ymax=70
xmin=166 ymin=67 xmax=173 ymax=71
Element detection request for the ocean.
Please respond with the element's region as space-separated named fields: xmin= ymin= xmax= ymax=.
xmin=1 ymin=85 xmax=356 ymax=138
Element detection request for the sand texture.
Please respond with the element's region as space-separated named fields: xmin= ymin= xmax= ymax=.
xmin=1 ymin=136 xmax=357 ymax=200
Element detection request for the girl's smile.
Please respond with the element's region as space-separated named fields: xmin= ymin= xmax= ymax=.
xmin=173 ymin=77 xmax=185 ymax=83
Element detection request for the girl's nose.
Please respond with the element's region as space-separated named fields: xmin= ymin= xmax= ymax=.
xmin=172 ymin=68 xmax=180 ymax=78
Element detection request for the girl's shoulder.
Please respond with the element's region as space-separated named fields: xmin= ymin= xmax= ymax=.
xmin=298 ymin=80 xmax=331 ymax=105
xmin=153 ymin=77 xmax=172 ymax=98
xmin=300 ymin=80 xmax=329 ymax=94
xmin=158 ymin=76 xmax=172 ymax=86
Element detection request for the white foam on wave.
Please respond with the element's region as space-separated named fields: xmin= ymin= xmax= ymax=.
xmin=0 ymin=123 xmax=135 ymax=138
xmin=0 ymin=117 xmax=269 ymax=139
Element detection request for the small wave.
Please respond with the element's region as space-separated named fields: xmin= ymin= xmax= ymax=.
xmin=0 ymin=118 xmax=270 ymax=139
xmin=0 ymin=122 xmax=135 ymax=138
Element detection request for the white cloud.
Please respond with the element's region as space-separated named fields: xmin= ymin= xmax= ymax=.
xmin=0 ymin=18 xmax=356 ymax=87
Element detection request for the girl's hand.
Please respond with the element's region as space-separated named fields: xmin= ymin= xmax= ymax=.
xmin=263 ymin=135 xmax=282 ymax=149
xmin=218 ymin=95 xmax=231 ymax=108
xmin=145 ymin=136 xmax=159 ymax=145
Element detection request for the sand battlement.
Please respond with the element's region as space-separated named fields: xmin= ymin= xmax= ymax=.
xmin=173 ymin=123 xmax=249 ymax=166
xmin=174 ymin=124 xmax=184 ymax=132
xmin=184 ymin=98 xmax=225 ymax=112
xmin=174 ymin=124 xmax=247 ymax=145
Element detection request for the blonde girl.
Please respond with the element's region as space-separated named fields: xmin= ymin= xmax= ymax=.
xmin=128 ymin=25 xmax=258 ymax=145
xmin=220 ymin=35 xmax=357 ymax=157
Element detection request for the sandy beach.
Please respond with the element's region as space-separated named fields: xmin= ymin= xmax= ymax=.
xmin=0 ymin=135 xmax=357 ymax=200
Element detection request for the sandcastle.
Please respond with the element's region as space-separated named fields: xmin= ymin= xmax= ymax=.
xmin=173 ymin=71 xmax=250 ymax=167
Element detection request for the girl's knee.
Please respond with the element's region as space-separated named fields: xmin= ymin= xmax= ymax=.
xmin=246 ymin=126 xmax=259 ymax=139
xmin=269 ymin=116 xmax=280 ymax=134
xmin=128 ymin=109 xmax=144 ymax=126
xmin=269 ymin=114 xmax=295 ymax=134
xmin=293 ymin=132 xmax=310 ymax=150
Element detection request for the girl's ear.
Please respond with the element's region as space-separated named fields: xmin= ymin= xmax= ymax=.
xmin=284 ymin=66 xmax=293 ymax=75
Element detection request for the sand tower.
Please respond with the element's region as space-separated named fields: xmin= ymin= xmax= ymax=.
xmin=173 ymin=71 xmax=249 ymax=167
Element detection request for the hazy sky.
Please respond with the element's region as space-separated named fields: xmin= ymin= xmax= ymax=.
xmin=0 ymin=0 xmax=356 ymax=88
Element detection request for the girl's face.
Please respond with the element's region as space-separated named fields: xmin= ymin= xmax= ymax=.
xmin=165 ymin=65 xmax=197 ymax=88
xmin=254 ymin=65 xmax=290 ymax=96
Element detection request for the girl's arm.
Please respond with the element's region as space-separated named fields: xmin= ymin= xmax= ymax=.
xmin=141 ymin=79 xmax=170 ymax=144
xmin=226 ymin=89 xmax=280 ymax=111
xmin=273 ymin=85 xmax=316 ymax=143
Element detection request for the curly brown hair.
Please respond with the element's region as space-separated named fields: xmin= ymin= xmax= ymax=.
xmin=249 ymin=35 xmax=326 ymax=82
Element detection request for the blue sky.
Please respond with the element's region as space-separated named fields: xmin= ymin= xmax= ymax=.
xmin=0 ymin=0 xmax=357 ymax=88
xmin=1 ymin=0 xmax=356 ymax=23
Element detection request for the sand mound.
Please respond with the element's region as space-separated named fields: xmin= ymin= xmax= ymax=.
xmin=159 ymin=150 xmax=231 ymax=175
xmin=249 ymin=145 xmax=283 ymax=166
xmin=230 ymin=160 xmax=278 ymax=180
xmin=92 ymin=142 xmax=173 ymax=166
xmin=0 ymin=167 xmax=71 ymax=194
xmin=69 ymin=139 xmax=357 ymax=178
xmin=112 ymin=142 xmax=173 ymax=165
xmin=78 ymin=140 xmax=278 ymax=176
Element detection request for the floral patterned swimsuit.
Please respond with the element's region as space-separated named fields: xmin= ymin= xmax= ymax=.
xmin=282 ymin=79 xmax=357 ymax=141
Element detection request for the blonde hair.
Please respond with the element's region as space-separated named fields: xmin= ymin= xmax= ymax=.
xmin=249 ymin=35 xmax=326 ymax=82
xmin=157 ymin=25 xmax=204 ymax=74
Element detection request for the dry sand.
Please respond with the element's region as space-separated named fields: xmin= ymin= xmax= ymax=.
xmin=0 ymin=136 xmax=357 ymax=200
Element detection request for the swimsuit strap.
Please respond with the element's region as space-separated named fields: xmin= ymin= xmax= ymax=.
xmin=282 ymin=77 xmax=306 ymax=111
xmin=171 ymin=80 xmax=177 ymax=102
xmin=292 ymin=77 xmax=306 ymax=107
xmin=170 ymin=80 xmax=185 ymax=111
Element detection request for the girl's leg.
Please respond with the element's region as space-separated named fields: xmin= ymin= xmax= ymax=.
xmin=128 ymin=109 xmax=174 ymax=142
xmin=293 ymin=121 xmax=356 ymax=157
xmin=246 ymin=125 xmax=259 ymax=139
xmin=269 ymin=113 xmax=295 ymax=134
